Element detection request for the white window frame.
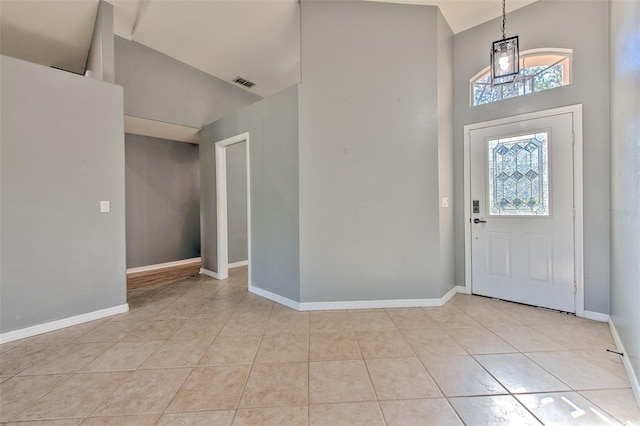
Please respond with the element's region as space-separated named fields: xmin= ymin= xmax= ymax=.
xmin=470 ymin=48 xmax=573 ymax=107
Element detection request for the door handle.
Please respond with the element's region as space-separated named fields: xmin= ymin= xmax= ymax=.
xmin=473 ymin=218 xmax=487 ymax=224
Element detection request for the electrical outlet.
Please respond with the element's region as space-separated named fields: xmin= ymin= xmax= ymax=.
xmin=100 ymin=201 xmax=110 ymax=213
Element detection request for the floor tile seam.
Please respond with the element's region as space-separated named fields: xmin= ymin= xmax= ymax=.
xmin=10 ymin=412 xmax=86 ymax=423
xmin=84 ymin=339 xmax=168 ymax=374
xmin=519 ymin=351 xmax=580 ymax=391
xmin=15 ymin=372 xmax=127 ymax=423
xmin=136 ymin=362 xmax=209 ymax=372
xmin=463 ymin=349 xmax=525 ymax=356
xmin=308 ymin=398 xmax=389 ymax=405
xmin=119 ymin=319 xmax=154 ymax=341
xmin=361 ymin=351 xmax=382 ymax=402
xmin=82 ymin=368 xmax=167 ymax=420
xmin=307 ymin=322 xmax=311 ymax=416
xmin=415 ymin=354 xmax=458 ymax=401
xmin=7 ymin=369 xmax=92 ymax=423
xmin=353 ymin=328 xmax=417 ymax=359
xmin=15 ymin=344 xmax=114 ymax=376
xmin=376 ymin=395 xmax=461 ymax=402
xmin=462 ymin=352 xmax=510 ymax=396
xmin=513 ymin=391 xmax=624 ymax=426
xmin=442 ymin=396 xmax=471 ymax=426
xmin=65 ymin=319 xmax=112 ymax=346
xmin=558 ymin=342 xmax=624 ymax=361
xmin=576 ymin=389 xmax=638 ymax=424
xmin=447 ymin=394 xmax=546 ymax=425
xmin=441 ymin=324 xmax=517 ymax=352
xmin=530 ymin=326 xmax=615 ymax=346
xmin=234 ymin=403 xmax=309 ymax=411
xmin=31 ymin=340 xmax=121 ymax=375
xmin=167 ymin=316 xmax=232 ymax=364
xmin=376 ymin=400 xmax=388 ymax=426
xmin=159 ymin=329 xmax=251 ymax=418
xmin=362 ymin=354 xmax=429 ymax=361
xmin=233 ymin=340 xmax=264 ymax=417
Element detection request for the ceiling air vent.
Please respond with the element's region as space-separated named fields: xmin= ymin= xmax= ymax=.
xmin=232 ymin=76 xmax=256 ymax=88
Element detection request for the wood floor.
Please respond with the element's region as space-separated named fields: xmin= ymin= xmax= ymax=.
xmin=126 ymin=261 xmax=201 ymax=289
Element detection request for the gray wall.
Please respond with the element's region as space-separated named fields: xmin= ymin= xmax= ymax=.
xmin=0 ymin=55 xmax=126 ymax=333
xmin=86 ymin=0 xmax=114 ymax=83
xmin=437 ymin=8 xmax=456 ymax=296
xmin=114 ymin=36 xmax=261 ymax=128
xmin=201 ymin=85 xmax=300 ymax=301
xmin=609 ymin=0 xmax=640 ymax=396
xmin=453 ymin=0 xmax=611 ymax=313
xmin=125 ymin=134 xmax=200 ymax=268
xmin=298 ymin=1 xmax=452 ymax=302
xmin=115 ymin=36 xmax=258 ymax=270
xmin=226 ymin=142 xmax=248 ymax=264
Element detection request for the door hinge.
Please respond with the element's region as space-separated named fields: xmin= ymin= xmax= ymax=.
xmin=573 ymin=208 xmax=576 ymax=218
xmin=573 ymin=281 xmax=577 ymax=294
xmin=572 ymin=132 xmax=575 ymax=145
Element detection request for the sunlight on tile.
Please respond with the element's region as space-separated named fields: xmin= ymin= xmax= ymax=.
xmin=517 ymin=392 xmax=621 ymax=425
xmin=0 ymin=268 xmax=635 ymax=425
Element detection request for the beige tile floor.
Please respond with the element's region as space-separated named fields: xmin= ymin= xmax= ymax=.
xmin=1 ymin=267 xmax=639 ymax=425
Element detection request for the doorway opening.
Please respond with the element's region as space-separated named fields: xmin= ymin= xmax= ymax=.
xmin=215 ymin=133 xmax=250 ymax=282
xmin=463 ymin=105 xmax=584 ymax=316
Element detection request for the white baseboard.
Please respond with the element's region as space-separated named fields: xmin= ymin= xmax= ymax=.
xmin=247 ymin=285 xmax=465 ymax=312
xmin=0 ymin=303 xmax=129 ymax=345
xmin=248 ymin=284 xmax=299 ymax=310
xmin=456 ymin=285 xmax=470 ymax=295
xmin=127 ymin=257 xmax=201 ymax=274
xmin=441 ymin=286 xmax=460 ymax=305
xmin=584 ymin=310 xmax=610 ymax=322
xmin=200 ymin=268 xmax=220 ymax=280
xmin=608 ymin=318 xmax=640 ymax=406
xmin=229 ymin=260 xmax=248 ymax=269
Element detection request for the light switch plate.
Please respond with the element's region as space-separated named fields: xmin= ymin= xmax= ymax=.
xmin=441 ymin=197 xmax=449 ymax=208
xmin=100 ymin=201 xmax=110 ymax=213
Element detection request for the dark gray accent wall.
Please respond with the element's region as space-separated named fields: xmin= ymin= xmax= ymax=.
xmin=453 ymin=0 xmax=611 ymax=313
xmin=298 ymin=1 xmax=452 ymax=302
xmin=114 ymin=36 xmax=262 ymax=128
xmin=0 ymin=55 xmax=126 ymax=333
xmin=125 ymin=134 xmax=200 ymax=268
xmin=226 ymin=142 xmax=248 ymax=264
xmin=609 ymin=0 xmax=640 ymax=397
xmin=201 ymin=85 xmax=300 ymax=301
xmin=86 ymin=0 xmax=114 ymax=83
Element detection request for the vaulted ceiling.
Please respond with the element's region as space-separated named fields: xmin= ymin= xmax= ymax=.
xmin=0 ymin=0 xmax=537 ymax=98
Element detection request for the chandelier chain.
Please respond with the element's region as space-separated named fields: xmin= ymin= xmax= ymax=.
xmin=502 ymin=0 xmax=507 ymax=40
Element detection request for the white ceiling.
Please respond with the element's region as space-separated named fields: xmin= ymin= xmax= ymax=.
xmin=0 ymin=1 xmax=99 ymax=75
xmin=0 ymin=0 xmax=537 ymax=97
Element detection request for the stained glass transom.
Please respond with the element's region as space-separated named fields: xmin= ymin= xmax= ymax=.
xmin=488 ymin=133 xmax=549 ymax=216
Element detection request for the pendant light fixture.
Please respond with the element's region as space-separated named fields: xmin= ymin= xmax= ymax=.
xmin=490 ymin=0 xmax=519 ymax=85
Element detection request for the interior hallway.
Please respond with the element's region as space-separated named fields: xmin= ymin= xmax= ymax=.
xmin=1 ymin=267 xmax=638 ymax=425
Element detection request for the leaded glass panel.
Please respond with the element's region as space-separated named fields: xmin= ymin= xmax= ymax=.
xmin=488 ymin=133 xmax=549 ymax=216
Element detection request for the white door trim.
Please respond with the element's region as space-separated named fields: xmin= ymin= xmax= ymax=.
xmin=463 ymin=105 xmax=584 ymax=317
xmin=215 ymin=132 xmax=250 ymax=282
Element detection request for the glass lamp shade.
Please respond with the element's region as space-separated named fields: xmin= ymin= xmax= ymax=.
xmin=491 ymin=36 xmax=520 ymax=85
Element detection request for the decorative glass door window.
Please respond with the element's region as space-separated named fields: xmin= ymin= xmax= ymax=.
xmin=488 ymin=132 xmax=549 ymax=216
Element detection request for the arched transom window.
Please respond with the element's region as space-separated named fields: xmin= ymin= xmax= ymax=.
xmin=471 ymin=48 xmax=572 ymax=106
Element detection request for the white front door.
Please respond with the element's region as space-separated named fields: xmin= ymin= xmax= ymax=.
xmin=469 ymin=112 xmax=576 ymax=312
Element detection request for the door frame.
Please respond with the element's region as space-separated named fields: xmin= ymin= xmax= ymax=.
xmin=463 ymin=105 xmax=584 ymax=316
xmin=215 ymin=132 xmax=251 ymax=282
